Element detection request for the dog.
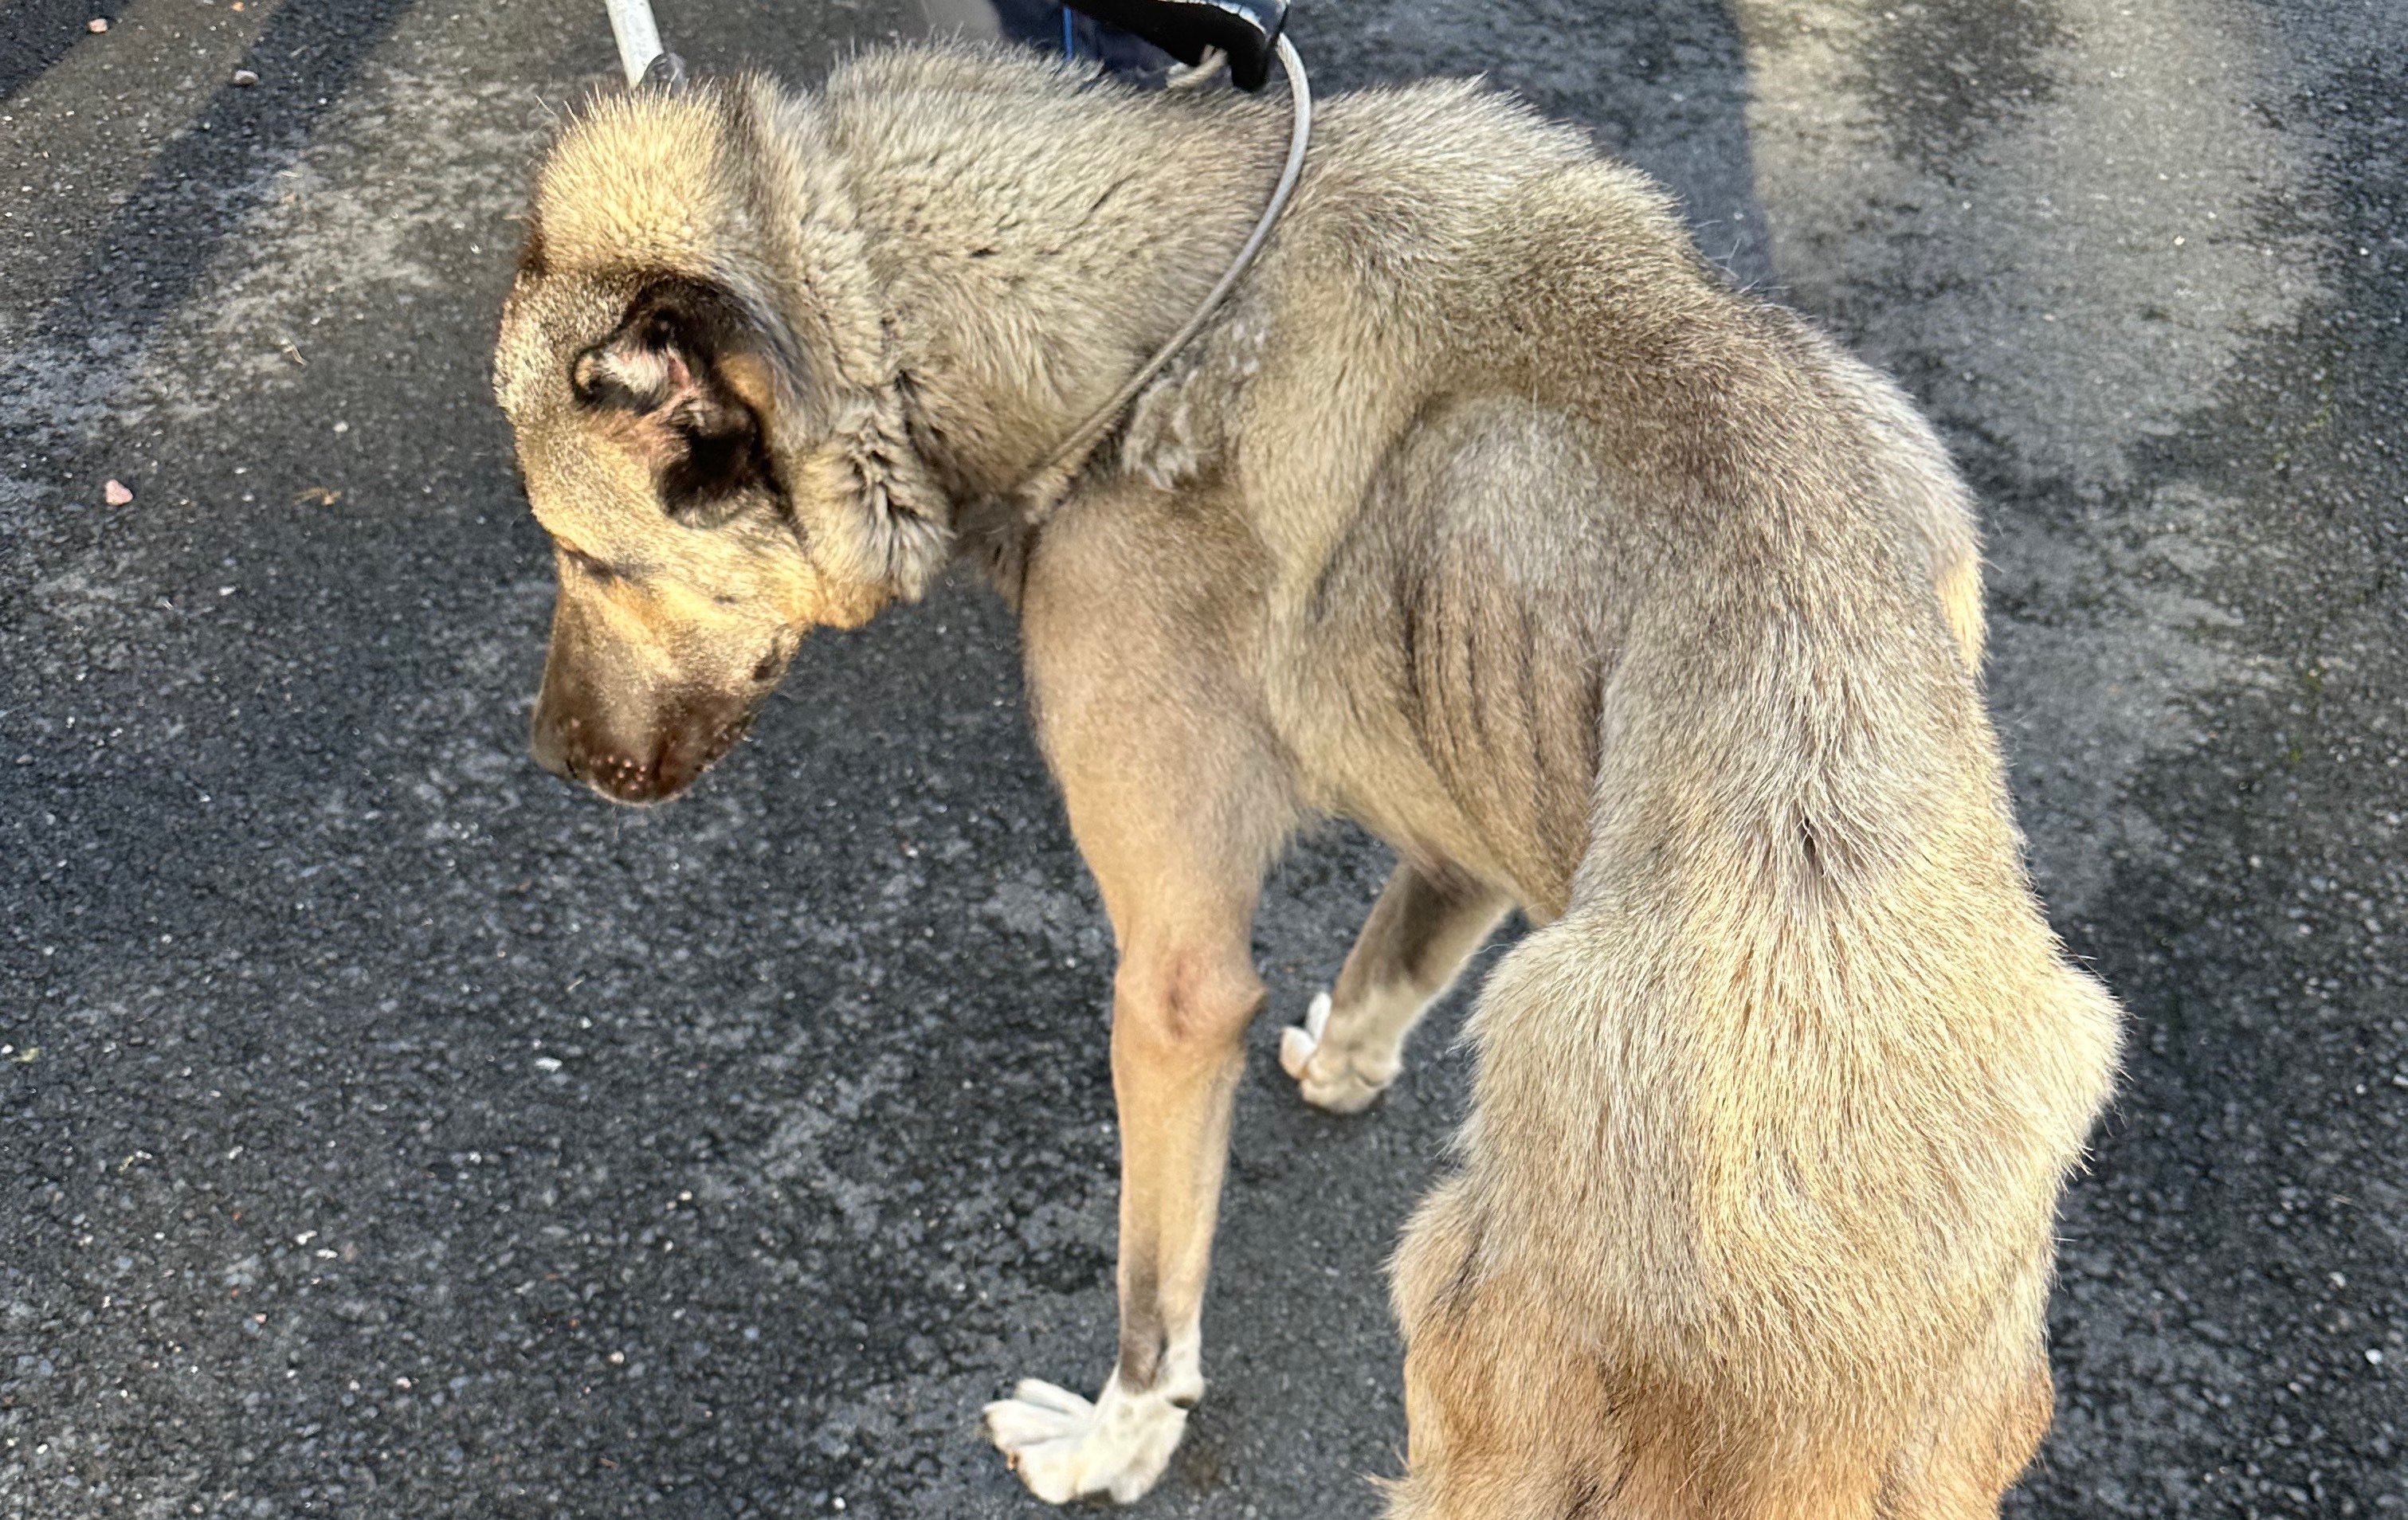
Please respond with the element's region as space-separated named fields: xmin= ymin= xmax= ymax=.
xmin=492 ymin=44 xmax=2120 ymax=1516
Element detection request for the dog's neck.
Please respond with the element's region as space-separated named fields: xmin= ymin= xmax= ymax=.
xmin=818 ymin=65 xmax=1285 ymax=507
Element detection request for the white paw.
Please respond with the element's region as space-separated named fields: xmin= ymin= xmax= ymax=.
xmin=1278 ymin=990 xmax=1398 ymax=1115
xmin=982 ymin=1372 xmax=1193 ymax=1504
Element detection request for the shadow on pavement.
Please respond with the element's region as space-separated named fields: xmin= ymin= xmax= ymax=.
xmin=17 ymin=0 xmax=425 ymax=362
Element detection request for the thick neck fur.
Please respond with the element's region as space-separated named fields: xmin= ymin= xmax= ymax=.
xmin=806 ymin=49 xmax=1287 ymax=507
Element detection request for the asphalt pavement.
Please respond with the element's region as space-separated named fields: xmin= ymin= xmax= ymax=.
xmin=3 ymin=0 xmax=2402 ymax=1515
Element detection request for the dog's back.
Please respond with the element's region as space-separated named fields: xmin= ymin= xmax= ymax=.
xmin=966 ymin=67 xmax=2118 ymax=1513
xmin=1198 ymin=85 xmax=2121 ymax=1518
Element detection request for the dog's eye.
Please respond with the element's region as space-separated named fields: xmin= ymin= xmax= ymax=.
xmin=558 ymin=542 xmax=620 ymax=584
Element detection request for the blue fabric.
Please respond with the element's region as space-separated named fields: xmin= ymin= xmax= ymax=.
xmin=986 ymin=0 xmax=1175 ymax=77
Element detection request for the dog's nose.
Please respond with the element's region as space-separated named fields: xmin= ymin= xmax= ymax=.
xmin=527 ymin=684 xmax=755 ymax=805
xmin=532 ymin=715 xmax=664 ymax=803
xmin=645 ymin=707 xmax=756 ymax=800
xmin=531 ymin=703 xmax=654 ymax=798
xmin=536 ymin=733 xmax=672 ymax=803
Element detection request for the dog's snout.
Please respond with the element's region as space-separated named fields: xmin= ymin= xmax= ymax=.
xmin=529 ymin=687 xmax=756 ymax=805
xmin=531 ymin=712 xmax=667 ymax=804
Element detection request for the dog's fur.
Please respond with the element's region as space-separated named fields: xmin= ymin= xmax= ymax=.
xmin=492 ymin=45 xmax=2119 ymax=1517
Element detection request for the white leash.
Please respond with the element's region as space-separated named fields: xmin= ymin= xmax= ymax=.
xmin=594 ymin=2 xmax=1312 ymax=506
xmin=603 ymin=0 xmax=672 ymax=87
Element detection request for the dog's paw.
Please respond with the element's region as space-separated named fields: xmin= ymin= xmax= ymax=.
xmin=982 ymin=1373 xmax=1190 ymax=1505
xmin=1278 ymin=989 xmax=1398 ymax=1115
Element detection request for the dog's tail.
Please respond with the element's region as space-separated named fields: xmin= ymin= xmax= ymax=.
xmin=1383 ymin=586 xmax=2116 ymax=1517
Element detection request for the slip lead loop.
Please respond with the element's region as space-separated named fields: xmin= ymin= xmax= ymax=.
xmin=1007 ymin=30 xmax=1312 ymax=520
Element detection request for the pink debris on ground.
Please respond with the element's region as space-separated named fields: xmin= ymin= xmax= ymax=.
xmin=87 ymin=17 xmax=108 ymax=32
xmin=104 ymin=479 xmax=134 ymax=505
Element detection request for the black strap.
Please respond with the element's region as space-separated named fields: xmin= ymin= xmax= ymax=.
xmin=1066 ymin=0 xmax=1288 ymax=90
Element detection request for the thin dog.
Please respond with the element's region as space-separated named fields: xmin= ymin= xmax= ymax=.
xmin=492 ymin=45 xmax=2120 ymax=1516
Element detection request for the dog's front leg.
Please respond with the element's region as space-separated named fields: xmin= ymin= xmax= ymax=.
xmin=984 ymin=907 xmax=1264 ymax=1503
xmin=983 ymin=491 xmax=1292 ymax=1503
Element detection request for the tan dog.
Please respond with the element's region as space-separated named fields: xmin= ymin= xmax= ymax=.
xmin=492 ymin=45 xmax=2119 ymax=1516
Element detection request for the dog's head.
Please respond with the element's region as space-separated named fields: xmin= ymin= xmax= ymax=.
xmin=493 ymin=80 xmax=948 ymax=804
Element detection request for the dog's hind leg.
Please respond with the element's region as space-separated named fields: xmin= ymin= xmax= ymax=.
xmin=1386 ymin=1176 xmax=1665 ymax=1520
xmin=1874 ymin=1364 xmax=2053 ymax=1520
xmin=1874 ymin=1279 xmax=2057 ymax=1520
xmin=1280 ymin=860 xmax=1509 ymax=1114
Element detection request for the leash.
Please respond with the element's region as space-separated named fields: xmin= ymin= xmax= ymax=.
xmin=1016 ymin=28 xmax=1307 ymax=505
xmin=603 ymin=0 xmax=685 ymax=87
xmin=596 ymin=0 xmax=1312 ymax=512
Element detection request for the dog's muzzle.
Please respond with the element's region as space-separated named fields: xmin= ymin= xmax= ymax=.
xmin=529 ymin=687 xmax=756 ymax=805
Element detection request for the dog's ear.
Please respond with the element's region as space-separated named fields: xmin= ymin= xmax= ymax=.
xmin=571 ymin=277 xmax=786 ymax=522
